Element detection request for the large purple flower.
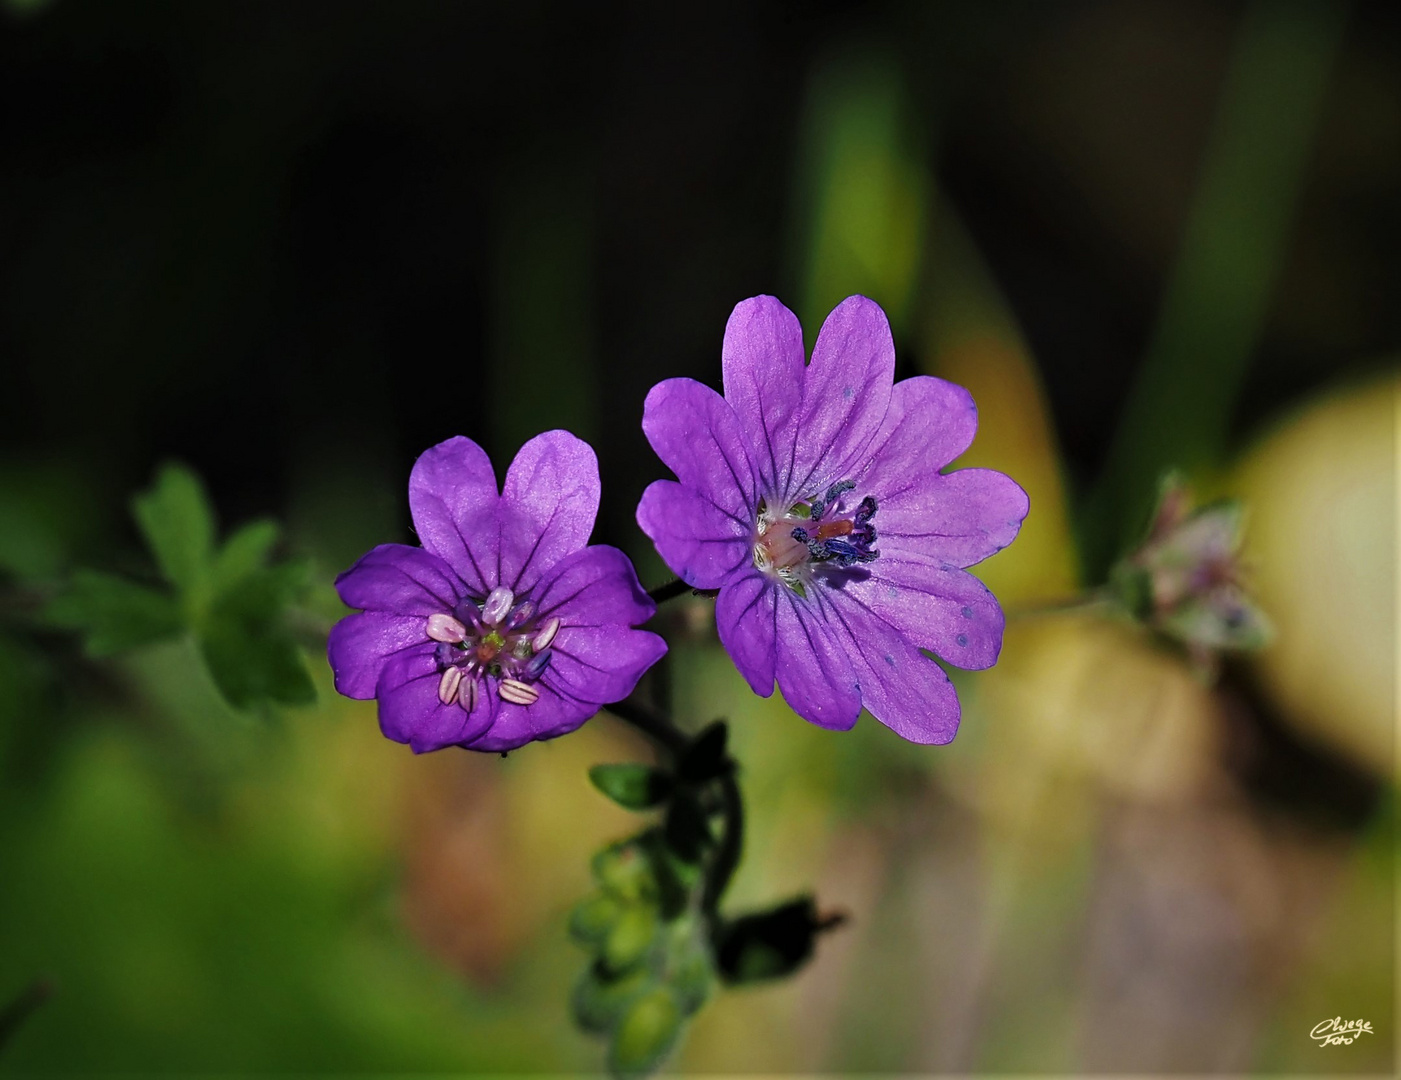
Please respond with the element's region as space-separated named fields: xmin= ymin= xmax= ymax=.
xmin=329 ymin=432 xmax=666 ymax=753
xmin=636 ymin=295 xmax=1028 ymax=744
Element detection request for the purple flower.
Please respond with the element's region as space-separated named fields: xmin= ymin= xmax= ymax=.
xmin=329 ymin=432 xmax=666 ymax=753
xmin=636 ymin=295 xmax=1028 ymax=744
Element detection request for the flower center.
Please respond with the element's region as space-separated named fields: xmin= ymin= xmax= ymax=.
xmin=752 ymin=480 xmax=878 ymax=595
xmin=425 ymin=585 xmax=559 ymax=710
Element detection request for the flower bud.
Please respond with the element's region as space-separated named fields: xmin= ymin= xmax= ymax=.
xmin=608 ymin=987 xmax=683 ymax=1079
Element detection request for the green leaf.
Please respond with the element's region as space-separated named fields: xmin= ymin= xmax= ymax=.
xmin=607 ymin=987 xmax=682 ymax=1079
xmin=197 ymin=620 xmax=314 ymax=710
xmin=589 ymin=764 xmax=672 ymax=810
xmin=44 ymin=571 xmax=183 ymax=657
xmin=676 ymin=721 xmax=731 ymax=783
xmin=131 ymin=464 xmax=215 ymax=596
xmin=210 ymin=518 xmax=281 ymax=593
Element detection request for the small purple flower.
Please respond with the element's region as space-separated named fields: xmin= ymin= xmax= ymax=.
xmin=637 ymin=295 xmax=1028 ymax=744
xmin=329 ymin=431 xmax=666 ymax=753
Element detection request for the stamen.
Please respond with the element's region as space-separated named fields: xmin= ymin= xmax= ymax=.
xmin=504 ymin=600 xmax=536 ymax=630
xmin=482 ymin=586 xmax=515 ymax=626
xmin=525 ymin=649 xmax=552 ymax=680
xmin=426 ymin=613 xmax=468 ymax=643
xmin=438 ymin=666 xmax=463 ymax=706
xmin=532 ymin=617 xmax=560 ymax=652
xmin=458 ymin=676 xmax=479 ymax=712
xmin=499 ymin=678 xmax=540 ymax=706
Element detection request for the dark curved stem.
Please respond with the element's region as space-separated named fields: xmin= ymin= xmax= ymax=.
xmin=702 ymin=772 xmax=743 ymax=914
xmin=646 ymin=579 xmax=693 ymax=606
xmin=607 ymin=696 xmax=745 ymax=916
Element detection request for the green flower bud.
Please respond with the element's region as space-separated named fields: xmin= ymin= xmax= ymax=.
xmin=571 ymin=962 xmax=653 ymax=1035
xmin=569 ymin=893 xmax=624 ymax=949
xmin=591 ymin=842 xmax=657 ymax=902
xmin=608 ymin=986 xmax=683 ymax=1079
xmin=603 ymin=903 xmax=658 ymax=974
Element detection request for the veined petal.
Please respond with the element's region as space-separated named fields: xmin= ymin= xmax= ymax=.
xmin=546 ymin=625 xmax=668 ymax=707
xmin=820 ymin=592 xmax=962 ymax=744
xmin=842 ymin=555 xmax=1005 ymax=670
xmin=461 ymin=691 xmax=594 ymax=754
xmin=636 ymin=479 xmax=750 ymax=589
xmin=408 ymin=436 xmax=500 ymax=595
xmin=499 ymin=430 xmax=601 ymax=594
xmin=721 ymin=295 xmax=806 ymax=494
xmin=859 ymin=375 xmax=980 ymax=485
xmin=714 ymin=572 xmax=777 ymax=697
xmin=531 ymin=545 xmax=656 ymax=628
xmin=876 ymin=468 xmax=1029 ymax=569
xmin=327 ymin=612 xmax=430 ymax=699
xmin=642 ymin=377 xmax=757 ymax=518
xmin=774 ymin=590 xmax=861 ymax=730
xmin=784 ymin=296 xmax=895 ymax=501
xmin=334 ymin=543 xmax=464 ymax=615
xmin=376 ymin=650 xmax=495 ymax=753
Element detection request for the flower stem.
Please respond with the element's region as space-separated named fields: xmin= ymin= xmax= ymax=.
xmin=605 ymin=696 xmax=689 ymax=755
xmin=646 ymin=579 xmax=718 ymax=606
xmin=607 ymin=696 xmax=745 ymax=917
xmin=701 ymin=772 xmax=743 ymax=916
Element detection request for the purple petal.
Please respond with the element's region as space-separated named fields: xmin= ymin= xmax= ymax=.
xmin=532 ymin=545 xmax=656 ymax=628
xmin=721 ymin=296 xmax=806 ymax=494
xmin=636 ymin=479 xmax=750 ymax=589
xmin=499 ymin=430 xmax=601 ymax=594
xmin=842 ymin=555 xmax=1005 ymax=670
xmin=642 ymin=377 xmax=757 ymax=518
xmin=334 ymin=543 xmax=464 ymax=615
xmin=327 ymin=611 xmax=429 ymax=699
xmin=462 ymin=691 xmax=595 ymax=754
xmin=545 ymin=625 xmax=669 ymax=706
xmin=858 ymin=375 xmax=980 ymax=485
xmin=783 ymin=296 xmax=895 ymax=502
xmin=874 ymin=468 xmax=1030 ymax=568
xmin=821 ymin=593 xmax=962 ymax=744
xmin=773 ymin=590 xmax=861 ymax=730
xmin=375 ymin=650 xmax=495 ymax=753
xmin=714 ymin=572 xmax=777 ymax=697
xmin=408 ymin=436 xmax=500 ymax=595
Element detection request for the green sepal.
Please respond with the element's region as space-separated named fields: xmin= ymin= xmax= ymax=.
xmin=715 ymin=896 xmax=826 ymax=985
xmin=589 ymin=763 xmax=673 ymax=810
xmin=607 ymin=986 xmax=683 ymax=1079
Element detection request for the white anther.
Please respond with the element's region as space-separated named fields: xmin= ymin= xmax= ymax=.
xmin=482 ymin=585 xmax=515 ymax=626
xmin=426 ymin=613 xmax=468 ymax=643
xmin=458 ymin=676 xmax=479 ymax=712
xmin=498 ymin=678 xmax=539 ymax=706
xmin=532 ymin=617 xmax=561 ymax=653
xmin=437 ymin=666 xmax=463 ymax=706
